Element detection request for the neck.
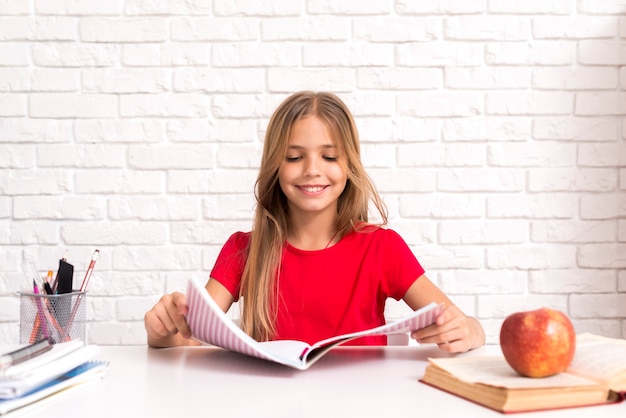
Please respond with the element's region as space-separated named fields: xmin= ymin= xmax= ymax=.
xmin=286 ymin=213 xmax=339 ymax=251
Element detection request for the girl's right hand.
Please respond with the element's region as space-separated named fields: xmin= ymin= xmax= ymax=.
xmin=144 ymin=292 xmax=198 ymax=348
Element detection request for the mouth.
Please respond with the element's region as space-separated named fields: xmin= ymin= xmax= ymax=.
xmin=297 ymin=185 xmax=327 ymax=194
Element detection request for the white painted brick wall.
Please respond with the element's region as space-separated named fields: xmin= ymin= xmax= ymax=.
xmin=1 ymin=1 xmax=625 ymax=345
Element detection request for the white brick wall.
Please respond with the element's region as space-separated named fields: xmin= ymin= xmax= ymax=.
xmin=1 ymin=1 xmax=625 ymax=345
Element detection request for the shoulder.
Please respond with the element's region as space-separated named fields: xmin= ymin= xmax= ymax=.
xmin=219 ymin=231 xmax=251 ymax=255
xmin=351 ymin=224 xmax=406 ymax=243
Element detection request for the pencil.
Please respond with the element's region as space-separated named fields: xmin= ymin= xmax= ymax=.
xmin=79 ymin=249 xmax=99 ymax=292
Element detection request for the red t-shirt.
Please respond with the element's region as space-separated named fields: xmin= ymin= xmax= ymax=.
xmin=210 ymin=227 xmax=425 ymax=346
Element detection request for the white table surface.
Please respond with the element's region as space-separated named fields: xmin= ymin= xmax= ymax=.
xmin=5 ymin=344 xmax=625 ymax=418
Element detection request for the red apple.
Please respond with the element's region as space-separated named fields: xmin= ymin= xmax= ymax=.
xmin=500 ymin=308 xmax=575 ymax=378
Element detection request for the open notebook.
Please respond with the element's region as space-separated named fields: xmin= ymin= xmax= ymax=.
xmin=185 ymin=277 xmax=443 ymax=370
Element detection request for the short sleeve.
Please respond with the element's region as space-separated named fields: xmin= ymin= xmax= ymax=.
xmin=379 ymin=229 xmax=425 ymax=300
xmin=209 ymin=231 xmax=250 ymax=301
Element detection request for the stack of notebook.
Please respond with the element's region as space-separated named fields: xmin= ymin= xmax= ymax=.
xmin=0 ymin=339 xmax=108 ymax=415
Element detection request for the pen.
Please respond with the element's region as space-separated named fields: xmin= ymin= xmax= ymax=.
xmin=32 ymin=279 xmax=50 ymax=340
xmin=79 ymin=249 xmax=99 ymax=292
xmin=0 ymin=337 xmax=53 ymax=370
xmin=43 ymin=270 xmax=53 ymax=295
xmin=51 ymin=250 xmax=68 ymax=294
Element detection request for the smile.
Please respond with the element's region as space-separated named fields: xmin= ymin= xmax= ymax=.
xmin=298 ymin=185 xmax=326 ymax=193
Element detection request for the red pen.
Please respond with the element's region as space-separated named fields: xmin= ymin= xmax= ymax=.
xmin=79 ymin=249 xmax=99 ymax=292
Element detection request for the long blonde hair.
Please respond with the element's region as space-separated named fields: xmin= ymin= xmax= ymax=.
xmin=240 ymin=91 xmax=388 ymax=341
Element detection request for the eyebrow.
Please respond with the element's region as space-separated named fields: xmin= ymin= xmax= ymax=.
xmin=287 ymin=144 xmax=337 ymax=150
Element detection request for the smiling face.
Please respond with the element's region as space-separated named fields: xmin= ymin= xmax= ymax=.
xmin=278 ymin=115 xmax=348 ymax=222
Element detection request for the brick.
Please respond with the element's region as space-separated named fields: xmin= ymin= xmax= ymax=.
xmin=173 ymin=68 xmax=265 ymax=93
xmin=212 ymin=94 xmax=280 ymax=119
xmin=579 ymin=143 xmax=626 ymax=167
xmin=576 ymin=92 xmax=626 ymax=116
xmin=443 ymin=117 xmax=530 ymax=142
xmin=528 ymin=42 xmax=575 ymax=65
xmin=353 ymin=17 xmax=440 ymax=42
xmin=217 ymin=144 xmax=262 ymax=169
xmin=346 ymin=93 xmax=395 ymax=117
xmin=83 ymin=68 xmax=171 ymax=93
xmin=171 ymin=221 xmax=250 ymax=245
xmin=74 ymin=169 xmax=164 ymax=194
xmin=487 ymin=194 xmax=577 ymax=219
xmin=439 ymin=220 xmax=527 ymax=244
xmin=619 ymin=270 xmax=626 ymax=291
xmin=213 ymin=43 xmax=300 ymax=67
xmin=396 ymin=0 xmax=485 ymax=14
xmin=438 ymin=168 xmax=525 ymax=192
xmin=30 ymin=93 xmax=117 ymax=118
xmin=37 ymin=144 xmax=126 ymax=168
xmin=125 ymin=0 xmax=211 ymax=15
xmin=396 ymin=42 xmax=483 ymax=66
xmin=385 ymin=118 xmax=442 ymax=142
xmin=0 ymin=0 xmax=32 ymax=14
xmin=9 ymin=222 xmax=58 ymax=244
xmin=533 ymin=67 xmax=618 ymax=90
xmin=268 ymin=68 xmax=355 ymax=93
xmin=262 ymin=16 xmax=350 ymax=41
xmin=0 ymin=169 xmax=71 ymax=195
xmin=108 ymin=197 xmax=200 ymax=220
xmin=0 ymin=145 xmax=34 ymax=168
xmin=579 ymin=0 xmax=626 ymax=14
xmin=532 ymin=16 xmax=618 ymax=39
xmin=122 ymin=43 xmax=210 ymax=66
xmin=399 ymin=194 xmax=484 ymax=219
xmin=397 ymin=143 xmax=485 ymax=167
xmin=0 ymin=17 xmax=32 ymax=40
xmin=171 ymin=17 xmax=258 ymax=41
xmin=75 ymin=119 xmax=165 ymax=143
xmin=580 ymin=193 xmax=626 ymax=220
xmin=62 ymin=222 xmax=168 ymax=245
xmin=120 ymin=94 xmax=209 ymax=117
xmin=303 ymin=43 xmax=393 ymax=66
xmin=444 ymin=16 xmax=529 ymax=41
xmin=34 ymin=16 xmax=78 ymax=41
xmin=80 ymin=18 xmax=169 ymax=42
xmin=533 ymin=117 xmax=618 ymax=141
xmin=445 ymin=67 xmax=530 ymax=89
xmin=570 ymin=293 xmax=626 ymax=318
xmin=489 ymin=0 xmax=573 ymax=13
xmin=487 ymin=245 xmax=576 ymax=269
xmin=0 ymin=94 xmax=26 ymax=116
xmin=438 ymin=270 xmax=527 ymax=295
xmin=397 ymin=92 xmax=482 ymax=117
xmin=578 ymin=244 xmax=626 ymax=268
xmin=478 ymin=294 xmax=569 ymax=318
xmin=487 ymin=92 xmax=573 ymax=115
xmin=387 ymin=220 xmax=436 ymax=246
xmin=203 ymin=194 xmax=256 ymax=220
xmin=166 ymin=119 xmax=211 ymax=142
xmin=369 ymin=168 xmax=436 ymax=193
xmin=485 ymin=43 xmax=529 ymax=65
xmin=128 ymin=144 xmax=213 ymax=169
xmin=530 ymin=269 xmax=616 ymax=293
xmin=0 ymin=42 xmax=30 ymax=65
xmin=35 ymin=0 xmax=122 ymax=15
xmin=579 ymin=40 xmax=626 ymax=65
xmin=360 ymin=144 xmax=395 ymax=168
xmin=13 ymin=196 xmax=106 ymax=220
xmin=170 ymin=169 xmax=257 ymax=194
xmin=488 ymin=142 xmax=576 ymax=167
xmin=33 ymin=43 xmax=120 ymax=67
xmin=412 ymin=244 xmax=484 ymax=269
xmin=528 ymin=168 xmax=617 ymax=192
xmin=357 ymin=67 xmax=442 ymax=90
xmin=31 ymin=68 xmax=81 ymax=92
xmin=621 ymin=169 xmax=626 ymax=190
xmin=306 ymin=0 xmax=389 ymax=15
xmin=214 ymin=0 xmax=301 ymax=16
xmin=531 ymin=220 xmax=616 ymax=243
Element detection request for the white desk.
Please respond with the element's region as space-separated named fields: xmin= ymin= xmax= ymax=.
xmin=7 ymin=345 xmax=625 ymax=418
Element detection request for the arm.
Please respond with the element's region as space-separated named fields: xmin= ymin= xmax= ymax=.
xmin=144 ymin=278 xmax=235 ymax=348
xmin=403 ymin=274 xmax=485 ymax=353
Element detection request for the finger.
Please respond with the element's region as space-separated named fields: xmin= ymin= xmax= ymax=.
xmin=169 ymin=292 xmax=192 ymax=338
xmin=145 ymin=304 xmax=176 ymax=339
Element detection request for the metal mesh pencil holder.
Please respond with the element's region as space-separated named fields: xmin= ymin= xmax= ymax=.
xmin=19 ymin=291 xmax=87 ymax=344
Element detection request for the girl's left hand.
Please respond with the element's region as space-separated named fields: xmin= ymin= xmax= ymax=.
xmin=410 ymin=304 xmax=485 ymax=353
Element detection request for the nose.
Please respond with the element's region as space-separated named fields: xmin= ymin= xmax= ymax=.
xmin=303 ymin=156 xmax=321 ymax=177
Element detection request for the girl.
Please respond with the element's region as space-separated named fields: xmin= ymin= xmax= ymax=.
xmin=145 ymin=91 xmax=485 ymax=353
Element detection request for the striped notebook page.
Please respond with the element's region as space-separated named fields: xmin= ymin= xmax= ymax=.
xmin=185 ymin=277 xmax=443 ymax=370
